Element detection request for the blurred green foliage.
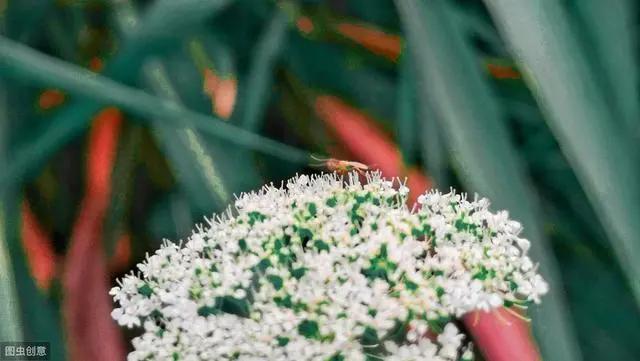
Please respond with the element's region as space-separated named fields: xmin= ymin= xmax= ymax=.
xmin=0 ymin=0 xmax=639 ymax=360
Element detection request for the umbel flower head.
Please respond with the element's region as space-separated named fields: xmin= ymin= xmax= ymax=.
xmin=111 ymin=172 xmax=547 ymax=361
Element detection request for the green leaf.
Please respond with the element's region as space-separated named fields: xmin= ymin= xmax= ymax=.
xmin=142 ymin=59 xmax=230 ymax=207
xmin=400 ymin=48 xmax=449 ymax=187
xmin=419 ymin=107 xmax=448 ymax=187
xmin=0 ymin=79 xmax=66 ymax=359
xmin=450 ymin=5 xmax=506 ymax=57
xmin=236 ymin=10 xmax=288 ymax=132
xmin=286 ymin=34 xmax=397 ymax=123
xmin=0 ymin=36 xmax=310 ymax=195
xmin=484 ymin=0 xmax=640 ymax=308
xmin=571 ymin=0 xmax=639 ymax=138
xmin=0 ymin=81 xmax=21 ymax=342
xmin=395 ymin=52 xmax=418 ymax=165
xmin=122 ymin=0 xmax=234 ymax=43
xmin=103 ymin=124 xmax=142 ymax=256
xmin=0 ymin=207 xmax=22 ymax=342
xmin=4 ymin=0 xmax=53 ymax=44
xmin=0 ymin=100 xmax=95 ymax=197
xmin=165 ymin=43 xmax=264 ymax=196
xmin=0 ymin=0 xmax=248 ymax=196
xmin=544 ymin=199 xmax=640 ymax=360
xmin=395 ymin=1 xmax=581 ymax=360
xmin=0 ymin=198 xmax=67 ymax=361
xmin=187 ymin=34 xmax=235 ymax=77
xmin=147 ymin=193 xmax=195 ymax=242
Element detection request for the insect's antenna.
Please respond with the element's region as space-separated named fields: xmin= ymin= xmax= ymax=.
xmin=310 ymin=154 xmax=329 ymax=162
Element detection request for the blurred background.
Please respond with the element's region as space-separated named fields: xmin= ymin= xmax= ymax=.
xmin=0 ymin=0 xmax=639 ymax=360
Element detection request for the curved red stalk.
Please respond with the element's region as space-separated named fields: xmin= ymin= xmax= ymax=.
xmin=314 ymin=95 xmax=432 ymax=202
xmin=464 ymin=307 xmax=542 ymax=361
xmin=315 ymin=95 xmax=403 ymax=178
xmin=335 ymin=22 xmax=401 ymax=62
xmin=63 ymin=107 xmax=125 ymax=361
xmin=21 ymin=202 xmax=57 ymax=291
xmin=108 ymin=233 xmax=132 ymax=274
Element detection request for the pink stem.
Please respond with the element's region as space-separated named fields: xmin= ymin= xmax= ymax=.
xmin=463 ymin=307 xmax=541 ymax=361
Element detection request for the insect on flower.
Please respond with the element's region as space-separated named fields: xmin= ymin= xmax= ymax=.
xmin=111 ymin=173 xmax=547 ymax=360
xmin=310 ymin=155 xmax=372 ymax=175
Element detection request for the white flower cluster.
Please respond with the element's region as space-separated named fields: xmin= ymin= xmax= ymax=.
xmin=111 ymin=172 xmax=547 ymax=361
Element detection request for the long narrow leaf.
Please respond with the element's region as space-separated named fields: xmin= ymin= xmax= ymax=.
xmin=1 ymin=197 xmax=66 ymax=361
xmin=484 ymin=0 xmax=640 ymax=307
xmin=0 ymin=0 xmax=238 ymax=194
xmin=0 ymin=208 xmax=22 ymax=342
xmin=132 ymin=0 xmax=233 ymax=42
xmin=395 ymin=1 xmax=582 ymax=360
xmin=103 ymin=124 xmax=141 ymax=256
xmin=419 ymin=109 xmax=448 ymax=187
xmin=572 ymin=0 xmax=639 ymax=138
xmin=116 ymin=1 xmax=230 ymax=212
xmin=143 ymin=59 xmax=230 ymax=207
xmin=401 ymin=49 xmax=449 ymax=187
xmin=396 ymin=52 xmax=418 ymax=165
xmin=0 ymin=81 xmax=21 ymax=342
xmin=237 ymin=10 xmax=289 ymax=131
xmin=0 ymin=78 xmax=66 ymax=360
xmin=115 ymin=0 xmax=232 ymax=213
xmin=118 ymin=0 xmax=267 ymax=210
xmin=0 ymin=37 xmax=310 ymax=194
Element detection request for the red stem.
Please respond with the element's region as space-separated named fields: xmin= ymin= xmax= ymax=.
xmin=63 ymin=108 xmax=126 ymax=361
xmin=463 ymin=308 xmax=542 ymax=361
xmin=21 ymin=202 xmax=57 ymax=290
xmin=314 ymin=95 xmax=432 ymax=203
